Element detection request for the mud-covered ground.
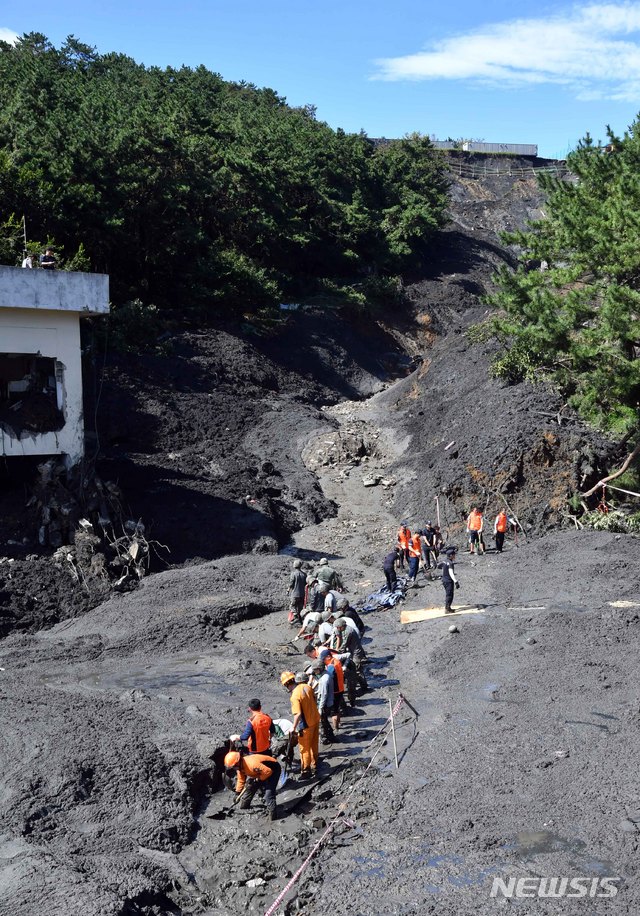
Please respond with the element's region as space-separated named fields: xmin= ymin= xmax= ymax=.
xmin=1 ymin=410 xmax=638 ymax=915
xmin=1 ymin=156 xmax=638 ymax=915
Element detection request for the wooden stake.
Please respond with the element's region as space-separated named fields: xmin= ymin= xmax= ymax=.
xmin=389 ymin=698 xmax=399 ymax=770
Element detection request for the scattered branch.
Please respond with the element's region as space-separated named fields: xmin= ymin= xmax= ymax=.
xmin=581 ymin=442 xmax=640 ymax=498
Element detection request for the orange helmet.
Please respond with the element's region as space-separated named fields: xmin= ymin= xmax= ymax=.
xmin=280 ymin=670 xmax=295 ymax=687
xmin=224 ymin=751 xmax=241 ymax=768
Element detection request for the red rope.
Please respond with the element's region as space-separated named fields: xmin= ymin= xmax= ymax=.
xmin=263 ymin=695 xmax=406 ymax=916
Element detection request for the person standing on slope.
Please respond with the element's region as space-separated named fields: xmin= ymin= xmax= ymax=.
xmin=288 ymin=559 xmax=307 ymax=625
xmin=280 ymin=670 xmax=320 ymax=780
xmin=313 ymin=557 xmax=343 ymax=594
xmin=494 ymin=510 xmax=510 ymax=553
xmin=438 ymin=547 xmax=460 ymax=613
xmin=466 ymin=507 xmax=484 ymax=555
xmin=396 ymin=522 xmax=411 ymax=568
xmin=407 ymin=531 xmax=422 ymax=584
xmin=383 ymin=547 xmax=400 ymax=592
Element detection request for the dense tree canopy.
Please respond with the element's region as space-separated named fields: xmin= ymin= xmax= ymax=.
xmin=481 ymin=128 xmax=640 ymax=434
xmin=0 ymin=34 xmax=449 ymax=314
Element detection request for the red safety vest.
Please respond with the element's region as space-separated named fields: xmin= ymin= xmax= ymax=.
xmin=248 ymin=711 xmax=272 ymax=753
xmin=468 ymin=512 xmax=483 ymax=531
xmin=495 ymin=512 xmax=508 ymax=533
xmin=408 ymin=534 xmax=422 ymax=558
xmin=397 ymin=526 xmax=411 ymax=548
xmin=325 ymin=652 xmax=345 ymax=693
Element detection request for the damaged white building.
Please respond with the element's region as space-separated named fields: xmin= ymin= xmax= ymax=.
xmin=0 ymin=265 xmax=109 ymax=467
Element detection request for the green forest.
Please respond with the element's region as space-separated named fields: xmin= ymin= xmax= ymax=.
xmin=479 ymin=130 xmax=640 ymax=436
xmin=0 ymin=33 xmax=449 ymax=316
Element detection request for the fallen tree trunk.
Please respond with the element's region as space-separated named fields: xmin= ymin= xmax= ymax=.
xmin=581 ymin=442 xmax=640 ymax=498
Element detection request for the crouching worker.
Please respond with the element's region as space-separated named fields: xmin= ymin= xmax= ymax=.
xmin=224 ymin=749 xmax=281 ymax=821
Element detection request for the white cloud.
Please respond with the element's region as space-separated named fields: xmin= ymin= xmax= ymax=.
xmin=0 ymin=28 xmax=18 ymax=45
xmin=373 ymin=3 xmax=640 ymax=100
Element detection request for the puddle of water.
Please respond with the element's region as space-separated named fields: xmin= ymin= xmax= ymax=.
xmin=76 ymin=663 xmax=231 ymax=699
xmin=412 ymin=849 xmax=499 ymax=890
xmin=352 ymin=850 xmax=392 ymax=880
xmin=505 ymin=830 xmax=616 ymax=876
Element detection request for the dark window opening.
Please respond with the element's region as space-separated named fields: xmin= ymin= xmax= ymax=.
xmin=0 ymin=354 xmax=65 ymax=437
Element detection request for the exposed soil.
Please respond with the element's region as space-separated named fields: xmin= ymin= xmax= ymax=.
xmin=1 ymin=156 xmax=637 ymax=915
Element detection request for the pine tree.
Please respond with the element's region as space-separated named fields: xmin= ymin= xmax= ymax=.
xmin=483 ymin=128 xmax=640 ymax=434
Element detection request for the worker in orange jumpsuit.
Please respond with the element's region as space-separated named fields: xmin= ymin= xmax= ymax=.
xmin=396 ymin=522 xmax=411 ymax=568
xmin=281 ymin=670 xmax=320 ymax=780
xmin=224 ymin=749 xmax=280 ymax=820
xmin=466 ymin=507 xmax=484 ymax=555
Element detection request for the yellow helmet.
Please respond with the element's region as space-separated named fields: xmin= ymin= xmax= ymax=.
xmin=280 ymin=670 xmax=295 ymax=687
xmin=224 ymin=751 xmax=241 ymax=768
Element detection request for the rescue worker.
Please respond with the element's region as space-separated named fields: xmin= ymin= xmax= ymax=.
xmin=294 ymin=610 xmax=322 ymax=641
xmin=438 ymin=547 xmax=460 ymax=613
xmin=396 ymin=522 xmax=411 ymax=568
xmin=323 ymin=589 xmax=342 ymax=615
xmin=315 ymin=646 xmax=347 ymax=725
xmin=494 ymin=510 xmax=509 ymax=553
xmin=383 ymin=547 xmax=400 ymax=592
xmin=407 ymin=531 xmax=422 ymax=583
xmin=306 ymin=658 xmax=335 ymax=744
xmin=331 ymin=619 xmax=368 ymax=692
xmin=330 ymin=613 xmax=358 ymax=641
xmin=305 ymin=575 xmax=325 ymax=613
xmin=421 ymin=522 xmax=438 ymax=569
xmin=466 ymin=507 xmax=484 ymax=555
xmin=238 ymin=699 xmax=275 ymax=754
xmin=281 ymin=670 xmax=320 ymax=779
xmin=288 ymin=559 xmax=307 ymax=625
xmin=317 ymin=609 xmax=335 ymax=644
xmin=313 ymin=557 xmax=343 ymax=593
xmin=224 ymin=748 xmax=281 ymax=821
xmin=433 ymin=525 xmax=444 ymax=553
xmin=335 ymin=596 xmax=365 ymax=635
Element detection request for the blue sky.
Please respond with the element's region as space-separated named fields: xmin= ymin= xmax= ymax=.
xmin=3 ymin=1 xmax=640 ymax=158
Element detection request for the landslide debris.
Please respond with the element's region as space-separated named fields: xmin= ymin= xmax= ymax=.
xmin=1 ymin=154 xmax=636 ymax=916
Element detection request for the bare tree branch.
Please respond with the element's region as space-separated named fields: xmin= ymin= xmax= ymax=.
xmin=581 ymin=442 xmax=640 ymax=498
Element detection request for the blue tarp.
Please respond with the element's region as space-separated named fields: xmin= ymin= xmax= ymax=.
xmin=359 ymin=577 xmax=410 ymax=612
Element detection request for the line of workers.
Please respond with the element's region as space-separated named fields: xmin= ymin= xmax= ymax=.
xmin=222 ymin=510 xmax=516 ymax=820
xmin=223 ymin=558 xmax=368 ymax=821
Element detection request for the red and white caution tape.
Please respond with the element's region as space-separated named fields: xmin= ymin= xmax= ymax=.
xmin=263 ymin=694 xmax=407 ymax=916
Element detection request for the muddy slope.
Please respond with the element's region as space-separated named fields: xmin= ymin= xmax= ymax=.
xmin=384 ymin=157 xmax=612 ymax=533
xmin=92 ymin=312 xmax=418 ymax=566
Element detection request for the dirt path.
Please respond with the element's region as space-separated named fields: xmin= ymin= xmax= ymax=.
xmin=182 ymin=386 xmax=640 ymax=916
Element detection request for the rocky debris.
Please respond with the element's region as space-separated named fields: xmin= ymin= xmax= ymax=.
xmin=302 ymin=422 xmax=380 ymax=473
xmin=27 ymin=458 xmax=125 ymax=549
xmin=0 ymin=390 xmax=64 ymax=437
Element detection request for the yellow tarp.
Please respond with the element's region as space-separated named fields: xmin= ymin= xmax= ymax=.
xmin=400 ymin=605 xmax=485 ymax=624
